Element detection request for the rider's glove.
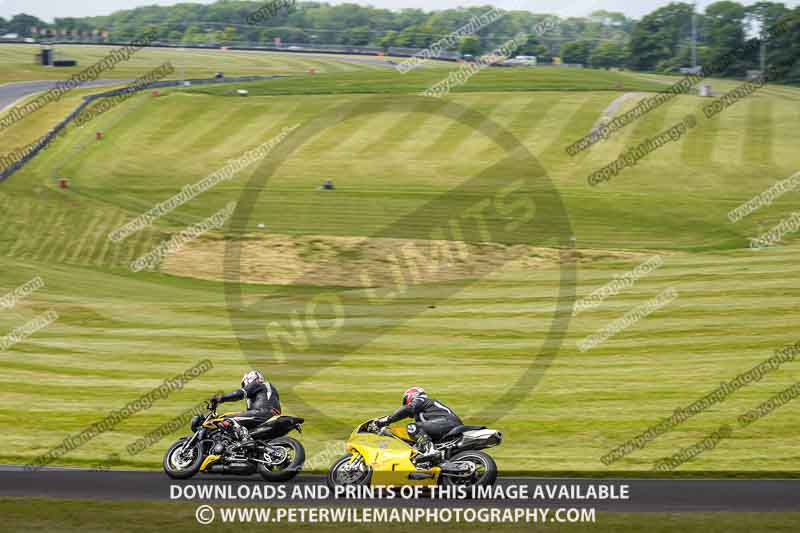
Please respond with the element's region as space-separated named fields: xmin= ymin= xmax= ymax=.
xmin=209 ymin=395 xmax=220 ymax=407
xmin=375 ymin=416 xmax=390 ymax=427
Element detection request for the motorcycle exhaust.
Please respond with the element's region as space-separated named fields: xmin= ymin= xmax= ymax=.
xmin=206 ymin=462 xmax=256 ymax=475
xmin=457 ymin=429 xmax=502 ymax=451
xmin=439 ymin=460 xmax=476 ymax=477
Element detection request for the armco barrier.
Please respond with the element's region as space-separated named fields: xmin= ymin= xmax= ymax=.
xmin=0 ymin=75 xmax=282 ymax=183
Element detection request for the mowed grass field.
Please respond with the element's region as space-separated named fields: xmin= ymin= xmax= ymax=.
xmin=0 ymin=43 xmax=400 ymax=82
xmin=1 ymin=52 xmax=800 ymax=474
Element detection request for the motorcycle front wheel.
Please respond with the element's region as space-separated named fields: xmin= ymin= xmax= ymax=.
xmin=163 ymin=438 xmax=203 ymax=479
xmin=327 ymin=454 xmax=372 ymax=489
xmin=257 ymin=436 xmax=305 ymax=482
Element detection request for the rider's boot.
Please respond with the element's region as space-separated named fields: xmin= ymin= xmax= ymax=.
xmin=412 ymin=435 xmax=441 ymax=465
xmin=229 ymin=422 xmax=255 ymax=450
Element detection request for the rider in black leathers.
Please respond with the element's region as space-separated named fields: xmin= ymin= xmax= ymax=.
xmin=211 ymin=370 xmax=281 ymax=448
xmin=375 ymin=387 xmax=462 ymax=463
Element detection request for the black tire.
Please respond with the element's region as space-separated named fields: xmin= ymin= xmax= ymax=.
xmin=258 ymin=437 xmax=305 ymax=482
xmin=163 ymin=438 xmax=203 ymax=480
xmin=440 ymin=451 xmax=497 ymax=488
xmin=326 ymin=454 xmax=372 ymax=490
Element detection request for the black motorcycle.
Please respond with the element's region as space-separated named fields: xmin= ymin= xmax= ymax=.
xmin=163 ymin=401 xmax=305 ymax=481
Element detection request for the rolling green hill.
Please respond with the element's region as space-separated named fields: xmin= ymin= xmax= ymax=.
xmin=1 ymin=57 xmax=799 ymax=474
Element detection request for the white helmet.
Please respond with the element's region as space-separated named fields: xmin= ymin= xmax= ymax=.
xmin=242 ymin=370 xmax=265 ymax=388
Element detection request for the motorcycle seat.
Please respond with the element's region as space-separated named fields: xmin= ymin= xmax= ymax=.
xmin=442 ymin=425 xmax=486 ymax=439
xmin=257 ymin=415 xmax=304 ymax=428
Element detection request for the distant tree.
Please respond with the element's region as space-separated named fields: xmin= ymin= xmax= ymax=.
xmin=589 ymin=10 xmax=635 ymax=33
xmin=704 ymin=1 xmax=748 ymax=75
xmin=628 ymin=2 xmax=694 ymax=70
xmin=7 ymin=13 xmax=45 ymax=36
xmin=346 ymin=26 xmax=370 ymax=46
xmin=766 ymin=7 xmax=800 ymax=83
xmin=516 ymin=35 xmax=552 ymax=62
xmin=590 ymin=42 xmax=627 ymax=68
xmin=220 ymin=26 xmax=237 ymax=44
xmin=459 ymin=35 xmax=481 ymax=56
xmin=377 ymin=30 xmax=398 ymax=49
xmin=0 ymin=3 xmax=657 ymax=66
xmin=745 ymin=1 xmax=789 ymax=37
xmin=560 ymin=40 xmax=594 ymax=65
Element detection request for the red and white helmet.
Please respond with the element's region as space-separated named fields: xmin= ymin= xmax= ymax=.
xmin=242 ymin=370 xmax=265 ymax=388
xmin=402 ymin=387 xmax=426 ymax=406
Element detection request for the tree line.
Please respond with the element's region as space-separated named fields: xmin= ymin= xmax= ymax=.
xmin=1 ymin=1 xmax=797 ymax=83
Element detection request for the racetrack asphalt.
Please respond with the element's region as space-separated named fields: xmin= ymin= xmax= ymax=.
xmin=0 ymin=79 xmax=133 ymax=112
xmin=1 ymin=465 xmax=798 ymax=512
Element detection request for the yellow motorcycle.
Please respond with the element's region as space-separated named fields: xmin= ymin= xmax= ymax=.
xmin=327 ymin=419 xmax=501 ymax=488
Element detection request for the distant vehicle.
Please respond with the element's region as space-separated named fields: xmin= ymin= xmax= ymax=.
xmin=287 ymin=46 xmax=302 ymax=51
xmin=462 ymin=54 xmax=475 ymax=62
xmin=504 ymin=55 xmax=537 ymax=67
xmin=1 ymin=33 xmax=19 ymax=40
xmin=23 ymin=37 xmax=36 ymax=43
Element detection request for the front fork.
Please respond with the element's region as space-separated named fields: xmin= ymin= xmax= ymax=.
xmin=178 ymin=431 xmax=201 ymax=454
xmin=346 ymin=452 xmax=365 ymax=470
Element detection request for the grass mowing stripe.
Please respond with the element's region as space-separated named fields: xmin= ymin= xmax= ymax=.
xmin=369 ymin=105 xmax=441 ymax=151
xmin=30 ymin=208 xmax=68 ymax=262
xmin=537 ymin=93 xmax=604 ymax=168
xmin=681 ymin=98 xmax=721 ymax=165
xmin=318 ymin=104 xmax=399 ymax=154
xmin=476 ymin=93 xmax=555 ymax=160
xmin=8 ymin=201 xmax=44 ymax=257
xmin=92 ymin=212 xmax=127 ymax=266
xmin=418 ymin=99 xmax=478 ymax=157
xmin=435 ymin=99 xmax=507 ymax=157
xmin=743 ymin=98 xmax=774 ymax=166
xmin=709 ymin=96 xmax=748 ymax=166
xmin=580 ymin=95 xmax=647 ymax=169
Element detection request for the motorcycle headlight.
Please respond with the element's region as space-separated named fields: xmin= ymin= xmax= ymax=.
xmin=190 ymin=414 xmax=204 ymax=432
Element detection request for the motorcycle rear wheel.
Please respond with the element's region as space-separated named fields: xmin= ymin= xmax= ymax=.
xmin=257 ymin=436 xmax=305 ymax=482
xmin=440 ymin=450 xmax=497 ymax=488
